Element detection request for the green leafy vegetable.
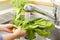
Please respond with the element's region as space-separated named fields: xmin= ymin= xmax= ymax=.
xmin=10 ymin=0 xmax=55 ymax=40
xmin=35 ymin=29 xmax=50 ymax=36
xmin=27 ymin=30 xmax=35 ymax=40
xmin=22 ymin=18 xmax=54 ymax=30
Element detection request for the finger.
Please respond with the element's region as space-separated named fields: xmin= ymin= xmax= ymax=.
xmin=6 ymin=24 xmax=18 ymax=29
xmin=17 ymin=27 xmax=26 ymax=36
xmin=19 ymin=29 xmax=26 ymax=36
xmin=3 ymin=28 xmax=13 ymax=33
xmin=12 ymin=25 xmax=18 ymax=29
xmin=18 ymin=26 xmax=21 ymax=29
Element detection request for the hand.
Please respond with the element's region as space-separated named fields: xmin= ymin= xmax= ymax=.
xmin=0 ymin=24 xmax=17 ymax=33
xmin=13 ymin=27 xmax=26 ymax=37
xmin=1 ymin=25 xmax=26 ymax=40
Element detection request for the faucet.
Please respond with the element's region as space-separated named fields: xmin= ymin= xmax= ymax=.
xmin=24 ymin=4 xmax=60 ymax=29
xmin=24 ymin=4 xmax=55 ymax=20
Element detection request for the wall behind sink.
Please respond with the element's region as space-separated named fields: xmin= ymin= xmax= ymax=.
xmin=0 ymin=2 xmax=12 ymax=11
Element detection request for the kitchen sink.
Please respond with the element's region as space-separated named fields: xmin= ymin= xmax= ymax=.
xmin=1 ymin=13 xmax=60 ymax=40
xmin=0 ymin=4 xmax=60 ymax=40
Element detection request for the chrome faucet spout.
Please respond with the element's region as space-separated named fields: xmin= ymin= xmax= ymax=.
xmin=24 ymin=4 xmax=55 ymax=21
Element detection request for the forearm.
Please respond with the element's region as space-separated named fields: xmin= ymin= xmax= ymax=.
xmin=0 ymin=25 xmax=4 ymax=31
xmin=2 ymin=33 xmax=18 ymax=40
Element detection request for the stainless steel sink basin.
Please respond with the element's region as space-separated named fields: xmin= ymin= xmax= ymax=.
xmin=47 ymin=28 xmax=60 ymax=40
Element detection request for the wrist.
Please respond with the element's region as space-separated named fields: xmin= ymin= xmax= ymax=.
xmin=13 ymin=33 xmax=20 ymax=38
xmin=11 ymin=33 xmax=18 ymax=39
xmin=2 ymin=33 xmax=17 ymax=40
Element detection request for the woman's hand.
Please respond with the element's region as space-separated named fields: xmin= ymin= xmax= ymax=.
xmin=0 ymin=24 xmax=26 ymax=36
xmin=2 ymin=28 xmax=26 ymax=40
xmin=1 ymin=24 xmax=26 ymax=40
xmin=0 ymin=24 xmax=17 ymax=33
